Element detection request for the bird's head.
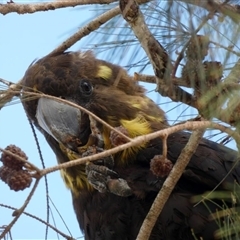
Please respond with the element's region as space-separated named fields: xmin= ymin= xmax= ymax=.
xmin=21 ymin=51 xmax=168 ymax=191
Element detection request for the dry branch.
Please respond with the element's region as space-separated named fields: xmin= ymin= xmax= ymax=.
xmin=119 ymin=0 xmax=195 ymax=106
xmin=0 ymin=0 xmax=115 ymax=15
xmin=0 ymin=79 xmax=22 ymax=110
xmin=1 ymin=0 xmax=239 ymax=23
xmin=40 ymin=120 xmax=240 ymax=176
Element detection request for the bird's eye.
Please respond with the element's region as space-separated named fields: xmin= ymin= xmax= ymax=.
xmin=79 ymin=79 xmax=93 ymax=96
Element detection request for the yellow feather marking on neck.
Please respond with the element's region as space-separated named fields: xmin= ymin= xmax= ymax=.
xmin=96 ymin=65 xmax=112 ymax=80
xmin=103 ymin=127 xmax=112 ymax=150
xmin=115 ymin=115 xmax=152 ymax=164
xmin=120 ymin=115 xmax=151 ymax=138
xmin=59 ymin=144 xmax=93 ymax=195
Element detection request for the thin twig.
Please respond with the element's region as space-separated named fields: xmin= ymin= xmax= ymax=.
xmin=48 ymin=6 xmax=120 ymax=56
xmin=0 ymin=204 xmax=74 ymax=240
xmin=0 ymin=179 xmax=40 ymax=239
xmin=40 ymin=120 xmax=240 ymax=176
xmin=210 ymin=41 xmax=240 ymax=57
xmin=0 ymin=79 xmax=22 ymax=110
xmin=162 ymin=135 xmax=168 ymax=158
xmin=134 ymin=72 xmax=190 ymax=87
xmin=48 ymin=196 xmax=73 ymax=239
xmin=27 ymin=118 xmax=50 ymax=240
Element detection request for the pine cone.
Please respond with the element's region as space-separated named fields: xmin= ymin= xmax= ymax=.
xmin=1 ymin=145 xmax=28 ymax=170
xmin=182 ymin=59 xmax=205 ymax=88
xmin=182 ymin=60 xmax=223 ymax=98
xmin=0 ymin=166 xmax=13 ymax=183
xmin=7 ymin=169 xmax=32 ymax=191
xmin=150 ymin=155 xmax=173 ymax=178
xmin=186 ymin=35 xmax=210 ymax=60
xmin=203 ymin=61 xmax=223 ymax=86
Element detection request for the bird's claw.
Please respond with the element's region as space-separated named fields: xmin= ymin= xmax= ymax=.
xmin=86 ymin=162 xmax=132 ymax=196
xmin=86 ymin=161 xmax=118 ymax=179
xmin=86 ymin=163 xmax=110 ymax=193
xmin=107 ymin=178 xmax=133 ymax=197
xmin=83 ymin=146 xmax=133 ymax=197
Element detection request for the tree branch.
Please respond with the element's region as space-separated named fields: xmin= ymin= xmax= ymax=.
xmin=48 ymin=6 xmax=120 ymax=55
xmin=40 ymin=120 xmax=240 ymax=176
xmin=0 ymin=0 xmax=115 ymax=15
xmin=119 ymin=0 xmax=195 ymax=106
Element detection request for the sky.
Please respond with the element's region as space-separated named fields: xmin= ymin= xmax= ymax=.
xmin=0 ymin=1 xmax=238 ymax=240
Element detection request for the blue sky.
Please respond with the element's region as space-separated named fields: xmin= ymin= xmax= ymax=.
xmin=0 ymin=1 xmax=237 ymax=240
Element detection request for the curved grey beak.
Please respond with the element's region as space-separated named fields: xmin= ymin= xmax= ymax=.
xmin=36 ymin=97 xmax=82 ymax=150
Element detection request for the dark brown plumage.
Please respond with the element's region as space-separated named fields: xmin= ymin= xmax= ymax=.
xmin=21 ymin=51 xmax=240 ymax=240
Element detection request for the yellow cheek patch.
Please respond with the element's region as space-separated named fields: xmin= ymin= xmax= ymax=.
xmin=120 ymin=115 xmax=151 ymax=138
xmin=96 ymin=65 xmax=112 ymax=80
xmin=116 ymin=115 xmax=152 ymax=164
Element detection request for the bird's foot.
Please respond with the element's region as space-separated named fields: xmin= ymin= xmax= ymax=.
xmin=86 ymin=162 xmax=132 ymax=196
xmin=83 ymin=146 xmax=132 ymax=197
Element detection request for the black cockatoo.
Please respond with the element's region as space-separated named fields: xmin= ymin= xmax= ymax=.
xmin=21 ymin=51 xmax=240 ymax=240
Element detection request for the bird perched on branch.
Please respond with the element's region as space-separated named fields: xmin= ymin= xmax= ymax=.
xmin=22 ymin=51 xmax=240 ymax=240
